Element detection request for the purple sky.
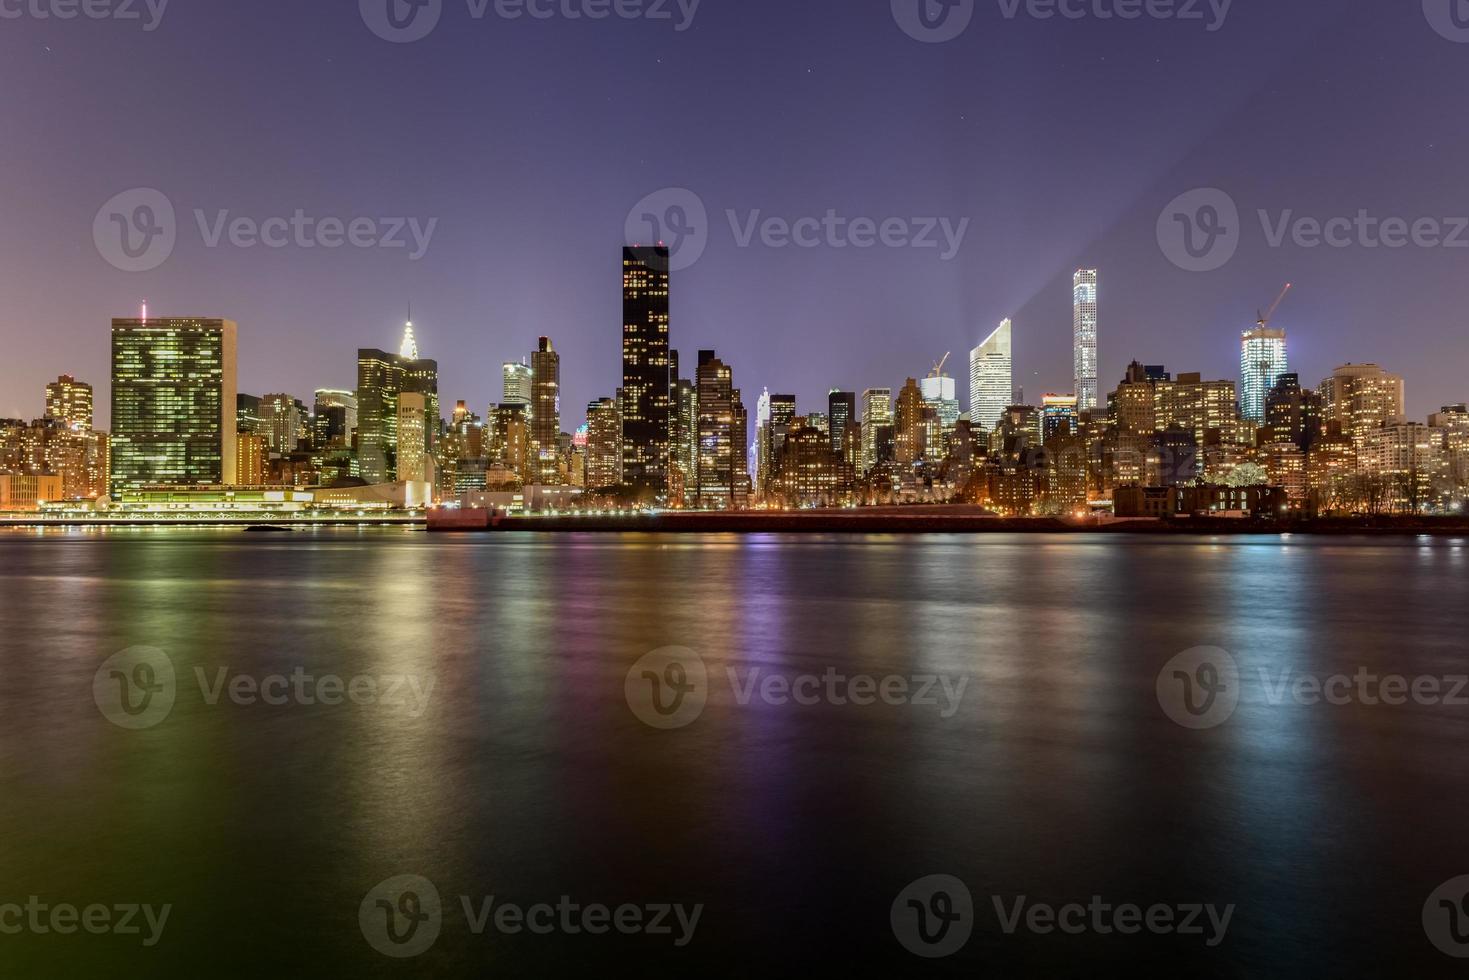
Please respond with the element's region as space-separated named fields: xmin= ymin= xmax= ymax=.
xmin=2 ymin=0 xmax=1466 ymax=427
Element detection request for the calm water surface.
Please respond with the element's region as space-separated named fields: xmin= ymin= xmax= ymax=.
xmin=2 ymin=529 xmax=1468 ymax=977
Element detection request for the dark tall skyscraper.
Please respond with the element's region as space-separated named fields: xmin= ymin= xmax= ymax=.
xmin=621 ymin=246 xmax=671 ymax=496
xmin=531 ymin=337 xmax=562 ymax=485
xmin=828 ymin=389 xmax=856 ymax=458
xmin=1266 ymin=373 xmax=1324 ymax=452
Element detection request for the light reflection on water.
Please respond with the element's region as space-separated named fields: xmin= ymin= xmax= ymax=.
xmin=0 ymin=529 xmax=1467 ymax=975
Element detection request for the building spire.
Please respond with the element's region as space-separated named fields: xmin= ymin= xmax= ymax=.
xmin=400 ymin=305 xmax=418 ymax=360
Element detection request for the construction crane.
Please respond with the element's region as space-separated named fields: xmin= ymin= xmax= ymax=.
xmin=1257 ymin=283 xmax=1292 ymax=330
xmin=929 ymin=352 xmax=951 ymax=378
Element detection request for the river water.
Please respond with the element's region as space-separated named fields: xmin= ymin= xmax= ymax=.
xmin=2 ymin=529 xmax=1467 ymax=976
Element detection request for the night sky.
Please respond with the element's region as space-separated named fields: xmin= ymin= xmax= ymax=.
xmin=2 ymin=0 xmax=1465 ymax=426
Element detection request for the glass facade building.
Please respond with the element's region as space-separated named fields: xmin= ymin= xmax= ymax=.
xmin=110 ymin=317 xmax=237 ymax=495
xmin=1073 ymin=269 xmax=1099 ymax=412
xmin=1239 ymin=326 xmax=1288 ymax=423
xmin=970 ymin=319 xmax=1013 ymax=432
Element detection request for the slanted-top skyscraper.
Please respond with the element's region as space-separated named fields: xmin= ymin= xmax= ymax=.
xmin=1073 ymin=269 xmax=1099 ymax=412
xmin=621 ymin=246 xmax=672 ymax=495
xmin=970 ymin=319 xmax=1013 ymax=432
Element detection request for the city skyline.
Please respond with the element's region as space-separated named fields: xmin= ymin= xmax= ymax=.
xmin=0 ymin=270 xmax=1456 ymax=447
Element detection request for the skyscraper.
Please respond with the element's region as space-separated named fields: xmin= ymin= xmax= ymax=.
xmin=502 ymin=360 xmax=533 ymax=407
xmin=696 ymin=350 xmax=742 ymax=509
xmin=110 ymin=317 xmax=238 ymax=494
xmin=970 ymin=319 xmax=1013 ymax=432
xmin=1073 ymin=269 xmax=1099 ymax=412
xmin=622 ymin=246 xmax=672 ymax=495
xmin=357 ymin=322 xmax=438 ymax=484
xmin=396 ymin=392 xmax=428 ymax=483
xmin=828 ymin=389 xmax=857 ymax=467
xmin=860 ymin=388 xmax=893 ymax=474
xmin=260 ymin=394 xmax=301 ymax=454
xmin=757 ymin=393 xmax=797 ymax=495
xmin=894 ymin=379 xmax=927 ymax=468
xmin=530 ymin=337 xmax=561 ymax=485
xmin=45 ymin=375 xmax=93 ymax=431
xmin=1042 ymin=394 xmax=1079 ymax=444
xmin=313 ymin=389 xmax=358 ymax=450
xmin=919 ymin=374 xmax=961 ymax=432
xmin=1318 ymin=363 xmax=1406 ymax=448
xmin=586 ymin=397 xmax=622 ymax=490
xmin=1239 ymin=325 xmax=1288 ymax=423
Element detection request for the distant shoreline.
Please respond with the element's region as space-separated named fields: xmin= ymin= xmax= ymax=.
xmin=4 ymin=511 xmax=1468 ymax=537
xmin=435 ymin=509 xmax=1469 ymax=536
xmin=473 ymin=514 xmax=1469 ymax=537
